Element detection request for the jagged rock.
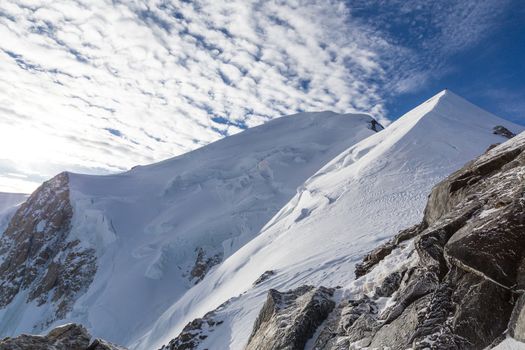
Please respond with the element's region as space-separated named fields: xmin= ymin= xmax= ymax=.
xmin=0 ymin=173 xmax=97 ymax=328
xmin=369 ymin=295 xmax=430 ymax=350
xmin=0 ymin=324 xmax=125 ymax=350
xmin=313 ymin=132 xmax=525 ymax=349
xmin=448 ymin=271 xmax=512 ymax=348
xmin=338 ymin=297 xmax=378 ymax=333
xmin=354 ymin=223 xmax=423 ymax=278
xmin=368 ymin=119 xmax=384 ymax=132
xmin=190 ymin=247 xmax=222 ymax=283
xmin=312 ymin=296 xmax=379 ymax=349
xmin=493 ymin=125 xmax=516 ymax=139
xmin=253 ymin=270 xmax=276 ymax=286
xmin=374 ymin=270 xmax=404 ymax=298
xmin=246 ymin=286 xmax=335 ymax=350
xmin=46 ymin=324 xmax=91 ymax=349
xmin=445 ymin=195 xmax=525 ymax=288
xmin=159 ymin=300 xmax=229 ymax=350
xmin=354 ymin=241 xmax=395 ymax=278
xmin=509 ymin=294 xmax=525 ymax=342
xmin=159 ymin=318 xmax=211 ymax=350
xmin=381 ymin=267 xmax=439 ymax=324
xmin=87 ymin=339 xmax=127 ymax=350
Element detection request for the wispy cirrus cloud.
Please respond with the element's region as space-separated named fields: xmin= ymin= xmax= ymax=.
xmin=347 ymin=0 xmax=514 ymax=93
xmin=0 ymin=0 xmax=513 ymax=192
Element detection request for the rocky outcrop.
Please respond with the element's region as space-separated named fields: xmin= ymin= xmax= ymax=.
xmin=159 ymin=300 xmax=229 ymax=350
xmin=246 ymin=286 xmax=335 ymax=350
xmin=0 ymin=323 xmax=125 ymax=350
xmin=509 ymin=294 xmax=525 ymax=342
xmin=368 ymin=119 xmax=384 ymax=132
xmin=247 ymin=131 xmax=525 ymax=349
xmin=339 ymin=131 xmax=525 ymax=349
xmin=0 ymin=173 xmax=97 ymax=330
xmin=253 ymin=270 xmax=276 ymax=286
xmin=493 ymin=125 xmax=516 ymax=139
xmin=160 ymin=286 xmax=335 ymax=350
xmin=189 ymin=247 xmax=223 ymax=284
xmin=313 ymin=295 xmax=381 ymax=349
xmin=354 ymin=223 xmax=423 ymax=278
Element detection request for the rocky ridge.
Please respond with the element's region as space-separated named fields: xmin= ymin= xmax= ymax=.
xmin=245 ymin=131 xmax=525 ymax=349
xmin=0 ymin=94 xmax=522 ymax=350
xmin=189 ymin=247 xmax=223 ymax=284
xmin=0 ymin=172 xmax=97 ymax=331
xmin=0 ymin=323 xmax=125 ymax=350
xmin=159 ymin=298 xmax=235 ymax=350
xmin=245 ymin=286 xmax=335 ymax=350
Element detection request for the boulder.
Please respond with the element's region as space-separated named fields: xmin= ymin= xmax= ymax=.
xmin=246 ymin=286 xmax=335 ymax=350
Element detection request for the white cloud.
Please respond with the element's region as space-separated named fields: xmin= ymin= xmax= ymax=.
xmin=0 ymin=0 xmax=510 ymax=192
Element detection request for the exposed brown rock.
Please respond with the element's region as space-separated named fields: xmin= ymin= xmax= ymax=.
xmin=0 ymin=172 xmax=97 ymax=329
xmin=0 ymin=324 xmax=90 ymax=350
xmin=0 ymin=324 xmax=126 ymax=350
xmin=189 ymin=247 xmax=222 ymax=284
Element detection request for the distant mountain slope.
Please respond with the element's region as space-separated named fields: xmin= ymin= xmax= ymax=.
xmin=0 ymin=192 xmax=27 ymax=213
xmin=0 ymin=111 xmax=379 ymax=345
xmin=137 ymin=90 xmax=524 ymax=350
xmin=0 ymin=192 xmax=28 ymax=232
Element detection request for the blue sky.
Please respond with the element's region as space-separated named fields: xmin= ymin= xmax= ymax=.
xmin=0 ymin=0 xmax=523 ymax=192
xmin=376 ymin=0 xmax=525 ymax=125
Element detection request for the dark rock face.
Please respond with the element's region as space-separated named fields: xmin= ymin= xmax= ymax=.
xmin=86 ymin=339 xmax=127 ymax=350
xmin=256 ymin=132 xmax=525 ymax=349
xmin=493 ymin=125 xmax=516 ymax=139
xmin=0 ymin=173 xmax=97 ymax=329
xmin=313 ymin=295 xmax=381 ymax=349
xmin=355 ymin=224 xmax=423 ymax=278
xmin=368 ymin=119 xmax=384 ymax=132
xmin=0 ymin=324 xmax=125 ymax=350
xmin=342 ymin=132 xmax=525 ymax=349
xmin=245 ymin=286 xmax=335 ymax=350
xmin=509 ymin=294 xmax=525 ymax=342
xmin=159 ymin=300 xmax=229 ymax=350
xmin=189 ymin=247 xmax=223 ymax=284
xmin=370 ymin=295 xmax=429 ymax=350
xmin=162 ymin=286 xmax=342 ymax=350
xmin=253 ymin=270 xmax=276 ymax=286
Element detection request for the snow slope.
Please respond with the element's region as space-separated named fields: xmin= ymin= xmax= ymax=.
xmin=135 ymin=90 xmax=524 ymax=350
xmin=0 ymin=112 xmax=379 ymax=344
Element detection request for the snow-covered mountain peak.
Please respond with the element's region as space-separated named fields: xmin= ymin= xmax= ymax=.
xmin=1 ymin=91 xmax=523 ymax=350
xmin=301 ymin=89 xmax=518 ymax=197
xmin=0 ymin=110 xmax=380 ymax=345
xmin=395 ymin=89 xmax=495 ymax=125
xmin=136 ymin=92 xmax=523 ymax=350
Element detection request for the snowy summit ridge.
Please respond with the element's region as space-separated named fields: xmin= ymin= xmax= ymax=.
xmin=134 ymin=90 xmax=523 ymax=350
xmin=0 ymin=110 xmax=380 ymax=346
xmin=0 ymin=90 xmax=523 ymax=350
